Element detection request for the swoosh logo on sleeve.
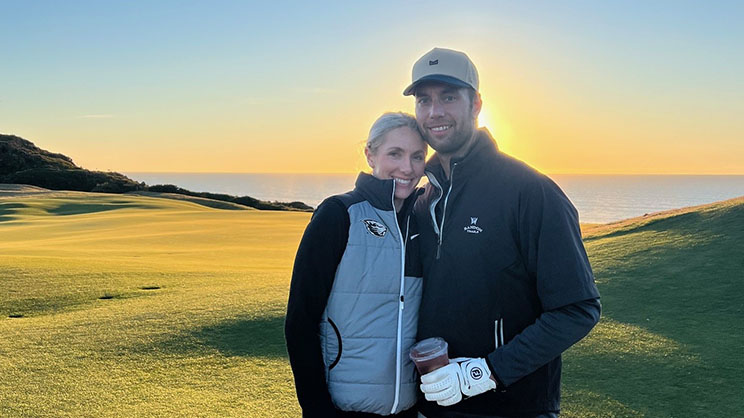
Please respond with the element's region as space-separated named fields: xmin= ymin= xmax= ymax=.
xmin=410 ymin=234 xmax=420 ymax=240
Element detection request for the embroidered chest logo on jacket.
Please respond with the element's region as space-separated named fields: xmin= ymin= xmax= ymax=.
xmin=464 ymin=216 xmax=483 ymax=234
xmin=362 ymin=219 xmax=387 ymax=238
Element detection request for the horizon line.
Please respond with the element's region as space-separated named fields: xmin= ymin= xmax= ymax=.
xmin=119 ymin=171 xmax=744 ymax=176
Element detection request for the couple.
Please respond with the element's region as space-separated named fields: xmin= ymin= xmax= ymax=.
xmin=285 ymin=48 xmax=601 ymax=418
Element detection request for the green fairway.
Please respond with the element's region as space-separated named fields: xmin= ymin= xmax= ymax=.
xmin=1 ymin=188 xmax=742 ymax=417
xmin=1 ymin=189 xmax=306 ymax=417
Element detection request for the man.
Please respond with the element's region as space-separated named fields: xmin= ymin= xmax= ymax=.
xmin=405 ymin=48 xmax=601 ymax=418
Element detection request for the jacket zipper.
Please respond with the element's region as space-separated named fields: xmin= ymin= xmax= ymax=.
xmin=426 ymin=164 xmax=457 ymax=259
xmin=390 ymin=180 xmax=406 ymax=415
xmin=425 ymin=172 xmax=444 ymax=236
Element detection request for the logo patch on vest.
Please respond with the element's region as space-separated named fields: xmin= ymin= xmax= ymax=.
xmin=464 ymin=216 xmax=483 ymax=234
xmin=363 ymin=219 xmax=387 ymax=238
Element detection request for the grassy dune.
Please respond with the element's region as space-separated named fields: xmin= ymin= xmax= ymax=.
xmin=2 ymin=189 xmax=742 ymax=417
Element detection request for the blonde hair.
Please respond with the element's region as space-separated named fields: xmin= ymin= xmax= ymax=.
xmin=366 ymin=112 xmax=419 ymax=154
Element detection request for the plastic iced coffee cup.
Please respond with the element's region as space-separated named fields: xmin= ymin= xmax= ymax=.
xmin=409 ymin=337 xmax=449 ymax=374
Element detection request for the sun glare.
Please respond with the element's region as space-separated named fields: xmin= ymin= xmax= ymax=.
xmin=478 ymin=105 xmax=512 ymax=151
xmin=477 ymin=108 xmax=493 ymax=131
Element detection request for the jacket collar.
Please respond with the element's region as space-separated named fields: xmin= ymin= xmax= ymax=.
xmin=354 ymin=172 xmax=421 ymax=213
xmin=355 ymin=172 xmax=393 ymax=210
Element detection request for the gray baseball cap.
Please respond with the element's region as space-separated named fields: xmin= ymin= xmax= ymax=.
xmin=403 ymin=48 xmax=479 ymax=96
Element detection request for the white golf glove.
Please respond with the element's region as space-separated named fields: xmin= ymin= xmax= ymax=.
xmin=419 ymin=357 xmax=497 ymax=406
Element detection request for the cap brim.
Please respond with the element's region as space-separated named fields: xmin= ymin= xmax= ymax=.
xmin=402 ymin=74 xmax=473 ymax=96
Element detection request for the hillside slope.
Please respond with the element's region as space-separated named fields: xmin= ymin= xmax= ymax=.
xmin=0 ymin=134 xmax=142 ymax=192
xmin=0 ymin=134 xmax=77 ymax=173
xmin=0 ymin=133 xmax=312 ymax=211
xmin=563 ymin=196 xmax=744 ymax=417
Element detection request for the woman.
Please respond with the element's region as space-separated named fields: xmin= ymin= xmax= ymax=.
xmin=285 ymin=112 xmax=427 ymax=417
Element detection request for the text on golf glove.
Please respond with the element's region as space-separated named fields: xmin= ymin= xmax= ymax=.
xmin=419 ymin=357 xmax=497 ymax=406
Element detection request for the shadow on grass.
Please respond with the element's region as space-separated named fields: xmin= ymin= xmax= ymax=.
xmin=2 ymin=289 xmax=152 ymax=318
xmin=0 ymin=202 xmax=26 ymax=222
xmin=151 ymin=315 xmax=288 ymax=358
xmin=2 ymin=294 xmax=92 ymax=318
xmin=562 ymin=323 xmax=702 ymax=417
xmin=48 ymin=202 xmax=156 ymax=216
xmin=0 ymin=199 xmax=160 ymax=220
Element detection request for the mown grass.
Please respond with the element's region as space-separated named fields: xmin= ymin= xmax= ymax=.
xmin=1 ymin=191 xmax=304 ymax=417
xmin=1 ymin=190 xmax=742 ymax=417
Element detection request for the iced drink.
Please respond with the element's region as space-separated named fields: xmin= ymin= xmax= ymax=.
xmin=409 ymin=337 xmax=449 ymax=374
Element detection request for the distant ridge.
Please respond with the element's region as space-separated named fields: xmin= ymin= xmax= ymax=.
xmin=581 ymin=195 xmax=744 ymax=239
xmin=0 ymin=133 xmax=312 ymax=211
xmin=0 ymin=133 xmax=142 ymax=193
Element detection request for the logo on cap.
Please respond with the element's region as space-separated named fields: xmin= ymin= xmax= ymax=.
xmin=403 ymin=48 xmax=479 ymax=96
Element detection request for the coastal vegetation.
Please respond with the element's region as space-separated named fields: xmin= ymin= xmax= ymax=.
xmin=1 ymin=187 xmax=742 ymax=417
xmin=0 ymin=133 xmax=312 ymax=211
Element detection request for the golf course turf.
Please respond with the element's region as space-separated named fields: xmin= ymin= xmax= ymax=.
xmin=2 ymin=187 xmax=742 ymax=417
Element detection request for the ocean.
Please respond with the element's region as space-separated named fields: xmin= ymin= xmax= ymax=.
xmin=125 ymin=173 xmax=744 ymax=224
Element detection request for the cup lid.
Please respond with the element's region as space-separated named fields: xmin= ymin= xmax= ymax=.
xmin=409 ymin=337 xmax=448 ymax=361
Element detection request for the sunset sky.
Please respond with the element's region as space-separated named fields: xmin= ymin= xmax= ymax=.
xmin=2 ymin=1 xmax=742 ymax=174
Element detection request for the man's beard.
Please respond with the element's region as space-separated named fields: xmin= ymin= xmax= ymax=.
xmin=424 ymin=119 xmax=477 ymax=156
